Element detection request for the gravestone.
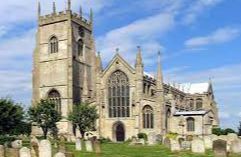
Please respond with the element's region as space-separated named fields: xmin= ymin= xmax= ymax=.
xmin=6 ymin=148 xmax=19 ymax=157
xmin=0 ymin=145 xmax=4 ymax=157
xmin=156 ymin=134 xmax=162 ymax=143
xmin=11 ymin=140 xmax=22 ymax=149
xmin=163 ymin=137 xmax=171 ymax=148
xmin=227 ymin=133 xmax=238 ymax=141
xmin=20 ymin=147 xmax=31 ymax=157
xmin=75 ymin=138 xmax=82 ymax=151
xmin=170 ymin=139 xmax=180 ymax=152
xmin=30 ymin=136 xmax=39 ymax=157
xmin=139 ymin=139 xmax=145 ymax=145
xmin=191 ymin=138 xmax=205 ymax=153
xmin=181 ymin=141 xmax=191 ymax=150
xmin=148 ymin=132 xmax=157 ymax=145
xmin=85 ymin=140 xmax=93 ymax=152
xmin=65 ymin=152 xmax=74 ymax=157
xmin=213 ymin=139 xmax=227 ymax=157
xmin=204 ymin=136 xmax=213 ymax=149
xmin=230 ymin=139 xmax=241 ymax=154
xmin=39 ymin=140 xmax=52 ymax=157
xmin=93 ymin=139 xmax=101 ymax=154
xmin=54 ymin=152 xmax=66 ymax=157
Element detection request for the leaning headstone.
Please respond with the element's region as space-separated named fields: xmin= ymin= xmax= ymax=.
xmin=75 ymin=138 xmax=82 ymax=151
xmin=31 ymin=138 xmax=39 ymax=157
xmin=148 ymin=132 xmax=157 ymax=145
xmin=0 ymin=145 xmax=5 ymax=157
xmin=93 ymin=139 xmax=101 ymax=154
xmin=230 ymin=139 xmax=241 ymax=154
xmin=54 ymin=152 xmax=66 ymax=157
xmin=85 ymin=140 xmax=93 ymax=152
xmin=6 ymin=148 xmax=19 ymax=157
xmin=170 ymin=139 xmax=180 ymax=152
xmin=163 ymin=137 xmax=171 ymax=148
xmin=39 ymin=140 xmax=52 ymax=157
xmin=213 ymin=139 xmax=227 ymax=157
xmin=11 ymin=140 xmax=22 ymax=149
xmin=191 ymin=138 xmax=205 ymax=154
xmin=20 ymin=147 xmax=31 ymax=157
xmin=204 ymin=136 xmax=213 ymax=149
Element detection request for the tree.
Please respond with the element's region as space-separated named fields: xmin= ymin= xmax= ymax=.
xmin=0 ymin=98 xmax=26 ymax=135
xmin=223 ymin=128 xmax=236 ymax=135
xmin=238 ymin=122 xmax=241 ymax=136
xmin=68 ymin=103 xmax=99 ymax=138
xmin=212 ymin=127 xmax=236 ymax=136
xmin=28 ymin=99 xmax=61 ymax=139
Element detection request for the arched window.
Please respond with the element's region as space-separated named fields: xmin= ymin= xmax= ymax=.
xmin=189 ymin=99 xmax=194 ymax=110
xmin=187 ymin=117 xmax=195 ymax=132
xmin=108 ymin=70 xmax=130 ymax=118
xmin=165 ymin=108 xmax=171 ymax=132
xmin=143 ymin=105 xmax=154 ymax=129
xmin=196 ymin=98 xmax=203 ymax=110
xmin=77 ymin=39 xmax=84 ymax=56
xmin=49 ymin=36 xmax=58 ymax=53
xmin=48 ymin=89 xmax=61 ymax=114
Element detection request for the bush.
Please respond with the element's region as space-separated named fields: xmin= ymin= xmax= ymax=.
xmin=137 ymin=133 xmax=148 ymax=141
xmin=212 ymin=128 xmax=236 ymax=136
xmin=166 ymin=132 xmax=178 ymax=140
xmin=0 ymin=135 xmax=16 ymax=145
xmin=99 ymin=137 xmax=111 ymax=144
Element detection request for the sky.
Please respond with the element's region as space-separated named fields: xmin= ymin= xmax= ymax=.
xmin=0 ymin=0 xmax=241 ymax=130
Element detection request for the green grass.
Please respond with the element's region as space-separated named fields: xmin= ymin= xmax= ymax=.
xmin=66 ymin=142 xmax=215 ymax=157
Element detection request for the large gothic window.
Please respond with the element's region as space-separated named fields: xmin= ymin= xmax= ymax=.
xmin=108 ymin=70 xmax=130 ymax=118
xmin=48 ymin=89 xmax=61 ymax=114
xmin=143 ymin=105 xmax=154 ymax=129
xmin=187 ymin=117 xmax=195 ymax=132
xmin=196 ymin=98 xmax=203 ymax=110
xmin=49 ymin=36 xmax=58 ymax=53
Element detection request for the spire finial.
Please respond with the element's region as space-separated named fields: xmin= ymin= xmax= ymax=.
xmin=53 ymin=1 xmax=56 ymax=14
xmin=135 ymin=46 xmax=143 ymax=67
xmin=67 ymin=0 xmax=71 ymax=11
xmin=115 ymin=48 xmax=119 ymax=53
xmin=38 ymin=1 xmax=41 ymax=17
xmin=90 ymin=8 xmax=93 ymax=23
xmin=79 ymin=5 xmax=83 ymax=17
xmin=157 ymin=50 xmax=163 ymax=88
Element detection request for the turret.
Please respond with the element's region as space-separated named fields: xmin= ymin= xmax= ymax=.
xmin=67 ymin=0 xmax=71 ymax=11
xmin=53 ymin=2 xmax=56 ymax=14
xmin=156 ymin=51 xmax=163 ymax=90
xmin=96 ymin=52 xmax=103 ymax=72
xmin=38 ymin=1 xmax=41 ymax=18
xmin=135 ymin=46 xmax=144 ymax=102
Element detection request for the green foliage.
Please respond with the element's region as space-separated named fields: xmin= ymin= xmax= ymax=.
xmin=0 ymin=98 xmax=27 ymax=135
xmin=0 ymin=135 xmax=16 ymax=145
xmin=99 ymin=137 xmax=111 ymax=144
xmin=212 ymin=127 xmax=236 ymax=135
xmin=68 ymin=103 xmax=99 ymax=138
xmin=137 ymin=133 xmax=148 ymax=141
xmin=166 ymin=132 xmax=178 ymax=140
xmin=238 ymin=122 xmax=241 ymax=136
xmin=28 ymin=99 xmax=61 ymax=139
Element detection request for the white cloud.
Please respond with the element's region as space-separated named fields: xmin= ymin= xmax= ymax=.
xmin=185 ymin=27 xmax=240 ymax=48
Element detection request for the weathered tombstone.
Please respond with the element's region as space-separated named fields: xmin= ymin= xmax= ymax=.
xmin=54 ymin=152 xmax=66 ymax=157
xmin=156 ymin=134 xmax=162 ymax=143
xmin=65 ymin=152 xmax=74 ymax=157
xmin=85 ymin=140 xmax=93 ymax=152
xmin=181 ymin=141 xmax=191 ymax=150
xmin=39 ymin=140 xmax=52 ymax=157
xmin=20 ymin=147 xmax=31 ymax=157
xmin=93 ymin=139 xmax=101 ymax=154
xmin=227 ymin=133 xmax=238 ymax=141
xmin=0 ymin=145 xmax=5 ymax=157
xmin=170 ymin=139 xmax=180 ymax=152
xmin=163 ymin=137 xmax=171 ymax=148
xmin=204 ymin=136 xmax=213 ymax=149
xmin=230 ymin=139 xmax=241 ymax=154
xmin=11 ymin=140 xmax=22 ymax=149
xmin=75 ymin=138 xmax=82 ymax=151
xmin=213 ymin=139 xmax=227 ymax=157
xmin=191 ymin=138 xmax=205 ymax=154
xmin=6 ymin=148 xmax=19 ymax=157
xmin=148 ymin=132 xmax=157 ymax=145
xmin=31 ymin=137 xmax=39 ymax=157
xmin=139 ymin=138 xmax=145 ymax=145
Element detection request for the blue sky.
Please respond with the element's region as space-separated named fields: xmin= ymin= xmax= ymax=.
xmin=0 ymin=0 xmax=241 ymax=130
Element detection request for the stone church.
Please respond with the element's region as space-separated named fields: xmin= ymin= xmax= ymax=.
xmin=32 ymin=1 xmax=219 ymax=141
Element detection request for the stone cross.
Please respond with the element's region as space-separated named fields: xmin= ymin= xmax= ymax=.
xmin=39 ymin=140 xmax=52 ymax=157
xmin=20 ymin=147 xmax=31 ymax=157
xmin=213 ymin=139 xmax=227 ymax=157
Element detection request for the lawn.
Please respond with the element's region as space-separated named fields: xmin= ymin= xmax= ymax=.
xmin=65 ymin=142 xmax=228 ymax=157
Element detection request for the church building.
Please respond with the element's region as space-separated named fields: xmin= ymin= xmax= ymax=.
xmin=32 ymin=1 xmax=219 ymax=141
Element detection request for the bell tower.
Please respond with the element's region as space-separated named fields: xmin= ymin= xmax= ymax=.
xmin=32 ymin=0 xmax=97 ymax=135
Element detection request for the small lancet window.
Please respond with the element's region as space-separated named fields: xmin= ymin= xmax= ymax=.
xmin=77 ymin=39 xmax=84 ymax=56
xmin=187 ymin=117 xmax=195 ymax=132
xmin=196 ymin=98 xmax=203 ymax=110
xmin=49 ymin=36 xmax=58 ymax=53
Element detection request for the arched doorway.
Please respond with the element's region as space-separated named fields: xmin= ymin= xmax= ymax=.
xmin=113 ymin=122 xmax=125 ymax=142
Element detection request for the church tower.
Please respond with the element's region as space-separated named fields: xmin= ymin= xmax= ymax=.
xmin=32 ymin=1 xmax=96 ymax=135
